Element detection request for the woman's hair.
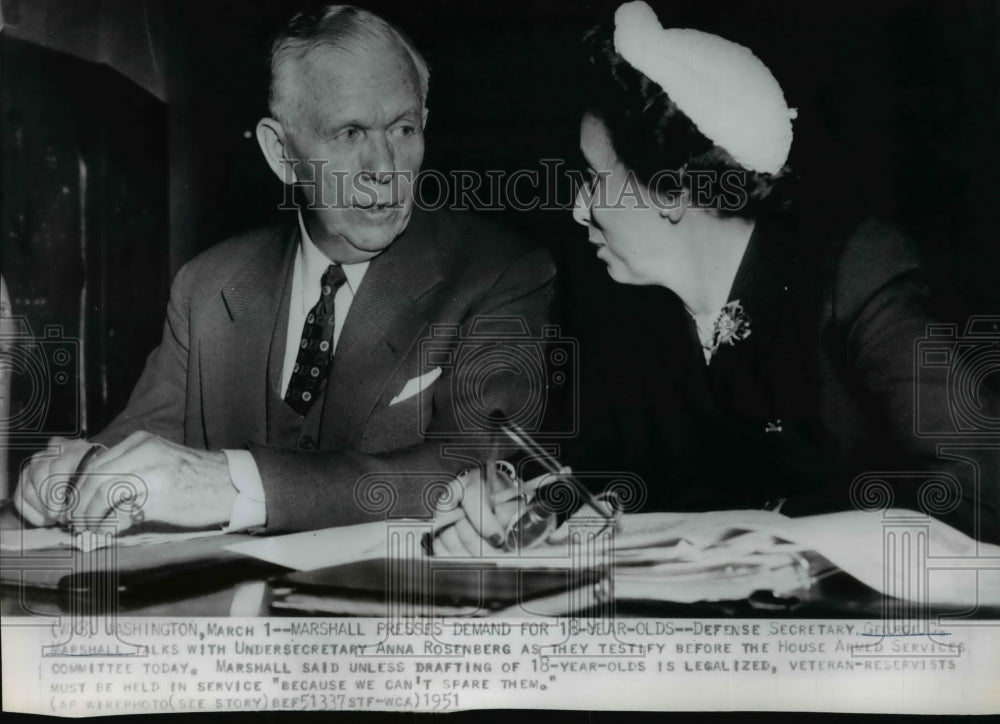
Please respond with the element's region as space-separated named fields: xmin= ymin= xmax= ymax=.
xmin=581 ymin=24 xmax=792 ymax=218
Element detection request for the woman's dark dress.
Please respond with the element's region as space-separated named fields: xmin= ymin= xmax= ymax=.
xmin=562 ymin=209 xmax=999 ymax=544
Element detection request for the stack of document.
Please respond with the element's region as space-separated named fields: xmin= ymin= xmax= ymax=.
xmin=268 ymin=558 xmax=604 ymax=617
xmin=227 ymin=509 xmax=1000 ymax=616
xmin=226 ymin=522 xmax=603 ymax=616
xmin=586 ymin=511 xmax=823 ymax=605
xmin=593 ymin=509 xmax=1000 ymax=609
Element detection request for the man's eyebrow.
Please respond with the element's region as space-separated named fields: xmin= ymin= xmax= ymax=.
xmin=319 ymin=118 xmax=367 ymax=134
xmin=387 ymin=108 xmax=423 ymax=124
xmin=315 ymin=109 xmax=422 ymax=136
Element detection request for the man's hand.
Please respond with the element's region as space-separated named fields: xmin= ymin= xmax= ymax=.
xmin=17 ymin=432 xmax=235 ymax=533
xmin=80 ymin=432 xmax=234 ymax=532
xmin=15 ymin=437 xmax=102 ymax=527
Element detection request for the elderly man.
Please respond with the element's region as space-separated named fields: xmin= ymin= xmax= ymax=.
xmin=15 ymin=4 xmax=555 ymax=533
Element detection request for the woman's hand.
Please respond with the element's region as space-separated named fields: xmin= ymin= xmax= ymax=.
xmin=430 ymin=464 xmax=569 ymax=555
xmin=430 ymin=466 xmax=513 ymax=555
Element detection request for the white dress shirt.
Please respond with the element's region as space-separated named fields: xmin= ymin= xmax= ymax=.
xmin=223 ymin=212 xmax=369 ymax=531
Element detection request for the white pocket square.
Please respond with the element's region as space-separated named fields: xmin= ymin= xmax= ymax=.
xmin=389 ymin=367 xmax=442 ymax=406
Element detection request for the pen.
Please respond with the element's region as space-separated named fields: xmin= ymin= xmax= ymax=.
xmin=499 ymin=422 xmax=617 ymax=522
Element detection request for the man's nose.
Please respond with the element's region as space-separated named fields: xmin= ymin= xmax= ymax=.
xmin=572 ymin=186 xmax=591 ymax=227
xmin=360 ymin=133 xmax=396 ymax=184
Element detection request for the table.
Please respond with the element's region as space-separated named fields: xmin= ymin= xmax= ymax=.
xmin=4 ymin=504 xmax=999 ymax=619
xmin=4 ymin=553 xmax=998 ymax=620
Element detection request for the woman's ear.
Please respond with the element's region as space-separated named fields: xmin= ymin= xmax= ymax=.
xmin=256 ymin=118 xmax=297 ymax=184
xmin=658 ymin=188 xmax=688 ymax=225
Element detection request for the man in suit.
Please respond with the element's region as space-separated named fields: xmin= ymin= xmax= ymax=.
xmin=15 ymin=4 xmax=555 ymax=533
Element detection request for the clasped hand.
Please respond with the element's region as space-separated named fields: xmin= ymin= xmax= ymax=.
xmin=430 ymin=463 xmax=570 ymax=555
xmin=14 ymin=432 xmax=234 ymax=533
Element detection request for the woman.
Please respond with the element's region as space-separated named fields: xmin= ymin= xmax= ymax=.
xmin=433 ymin=1 xmax=997 ymax=553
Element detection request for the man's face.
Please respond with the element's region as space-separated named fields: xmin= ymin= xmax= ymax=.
xmin=279 ymin=41 xmax=426 ymax=263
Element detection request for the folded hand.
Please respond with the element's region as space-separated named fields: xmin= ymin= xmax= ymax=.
xmin=15 ymin=432 xmax=234 ymax=533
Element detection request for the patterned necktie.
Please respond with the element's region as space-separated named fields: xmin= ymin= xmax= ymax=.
xmin=284 ymin=264 xmax=348 ymax=415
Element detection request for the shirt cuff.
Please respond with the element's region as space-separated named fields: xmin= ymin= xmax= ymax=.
xmin=222 ymin=449 xmax=267 ymax=531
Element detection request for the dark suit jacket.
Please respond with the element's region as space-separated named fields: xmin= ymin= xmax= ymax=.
xmin=567 ymin=211 xmax=999 ymax=543
xmin=95 ymin=209 xmax=556 ymax=532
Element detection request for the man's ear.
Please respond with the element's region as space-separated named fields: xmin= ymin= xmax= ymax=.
xmin=256 ymin=118 xmax=297 ymax=185
xmin=421 ymin=107 xmax=429 ymax=129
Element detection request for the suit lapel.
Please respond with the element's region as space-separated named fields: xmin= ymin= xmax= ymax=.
xmin=201 ymin=224 xmax=297 ymax=447
xmin=321 ymin=209 xmax=445 ymax=446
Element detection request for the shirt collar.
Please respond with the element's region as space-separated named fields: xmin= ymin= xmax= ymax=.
xmin=297 ymin=209 xmax=368 ymax=296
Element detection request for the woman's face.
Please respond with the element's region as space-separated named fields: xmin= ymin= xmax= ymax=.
xmin=573 ymin=113 xmax=676 ymax=286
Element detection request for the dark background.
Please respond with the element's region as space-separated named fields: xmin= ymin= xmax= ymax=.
xmin=165 ymin=0 xmax=1000 ymax=313
xmin=3 ymin=0 xmax=1000 ymax=462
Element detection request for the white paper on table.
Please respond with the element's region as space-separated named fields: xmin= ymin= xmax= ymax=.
xmin=224 ymin=520 xmax=390 ymax=571
xmin=225 ymin=507 xmax=1000 ymax=607
xmin=0 ymin=525 xmax=228 ymax=552
xmin=0 ymin=526 xmax=73 ymax=551
xmin=557 ymin=507 xmax=1000 ymax=607
xmin=777 ymin=509 xmax=1000 ymax=607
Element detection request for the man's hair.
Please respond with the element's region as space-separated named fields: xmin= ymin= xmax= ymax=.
xmin=268 ymin=4 xmax=430 ymax=125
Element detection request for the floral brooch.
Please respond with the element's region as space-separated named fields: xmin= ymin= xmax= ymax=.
xmin=705 ymin=300 xmax=752 ymax=359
